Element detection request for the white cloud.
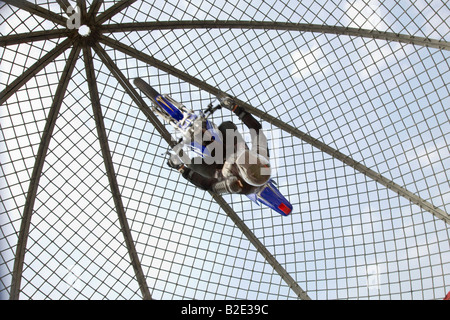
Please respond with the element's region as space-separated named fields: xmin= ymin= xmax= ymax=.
xmin=290 ymin=44 xmax=330 ymax=81
xmin=342 ymin=0 xmax=386 ymax=30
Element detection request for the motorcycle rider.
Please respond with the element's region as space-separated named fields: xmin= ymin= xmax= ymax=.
xmin=168 ymin=95 xmax=271 ymax=195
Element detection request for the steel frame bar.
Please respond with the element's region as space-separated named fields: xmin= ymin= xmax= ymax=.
xmin=77 ymin=0 xmax=87 ymax=23
xmin=87 ymin=0 xmax=104 ymax=20
xmin=9 ymin=43 xmax=80 ymax=300
xmin=83 ymin=45 xmax=152 ymax=300
xmin=2 ymin=0 xmax=67 ymax=27
xmin=211 ymin=194 xmax=311 ymax=299
xmin=100 ymin=35 xmax=450 ymax=225
xmin=92 ymin=44 xmax=174 ymax=146
xmin=0 ymin=38 xmax=73 ymax=105
xmin=100 ymin=20 xmax=450 ymax=51
xmin=98 ymin=36 xmax=311 ymax=300
xmin=0 ymin=29 xmax=71 ymax=47
xmin=55 ymin=0 xmax=71 ymax=12
xmin=95 ymin=0 xmax=137 ymax=25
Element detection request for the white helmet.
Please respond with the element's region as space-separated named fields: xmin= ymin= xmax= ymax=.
xmin=235 ymin=150 xmax=271 ymax=186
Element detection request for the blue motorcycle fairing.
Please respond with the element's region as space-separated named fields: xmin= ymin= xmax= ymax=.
xmin=191 ymin=140 xmax=210 ymax=157
xmin=246 ymin=193 xmax=259 ymax=205
xmin=189 ymin=118 xmax=223 ymax=158
xmin=155 ymin=94 xmax=184 ymax=121
xmin=250 ymin=180 xmax=292 ymax=216
xmin=205 ymin=118 xmax=222 ymax=143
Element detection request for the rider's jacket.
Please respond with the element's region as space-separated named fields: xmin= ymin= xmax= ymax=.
xmin=181 ymin=107 xmax=269 ymax=195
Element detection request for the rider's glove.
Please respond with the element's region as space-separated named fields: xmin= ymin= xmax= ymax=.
xmin=218 ymin=93 xmax=235 ymax=111
xmin=218 ymin=92 xmax=262 ymax=130
xmin=218 ymin=92 xmax=248 ymax=116
xmin=218 ymin=95 xmax=244 ymax=116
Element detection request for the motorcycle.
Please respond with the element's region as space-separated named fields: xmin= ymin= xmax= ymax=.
xmin=134 ymin=78 xmax=292 ymax=216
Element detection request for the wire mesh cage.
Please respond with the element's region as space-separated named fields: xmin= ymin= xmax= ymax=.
xmin=0 ymin=0 xmax=449 ymax=300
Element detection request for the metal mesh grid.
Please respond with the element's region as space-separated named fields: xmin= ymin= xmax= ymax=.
xmin=1 ymin=0 xmax=449 ymax=300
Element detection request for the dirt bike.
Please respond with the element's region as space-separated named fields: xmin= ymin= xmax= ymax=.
xmin=134 ymin=78 xmax=292 ymax=216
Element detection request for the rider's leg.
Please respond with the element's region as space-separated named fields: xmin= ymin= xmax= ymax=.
xmin=188 ymin=157 xmax=218 ymax=178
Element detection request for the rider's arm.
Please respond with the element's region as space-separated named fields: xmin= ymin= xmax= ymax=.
xmin=219 ymin=95 xmax=262 ymax=131
xmin=232 ymin=105 xmax=269 ymax=158
xmin=232 ymin=105 xmax=261 ymax=131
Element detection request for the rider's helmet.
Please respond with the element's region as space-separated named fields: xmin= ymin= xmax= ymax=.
xmin=235 ymin=149 xmax=271 ymax=186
